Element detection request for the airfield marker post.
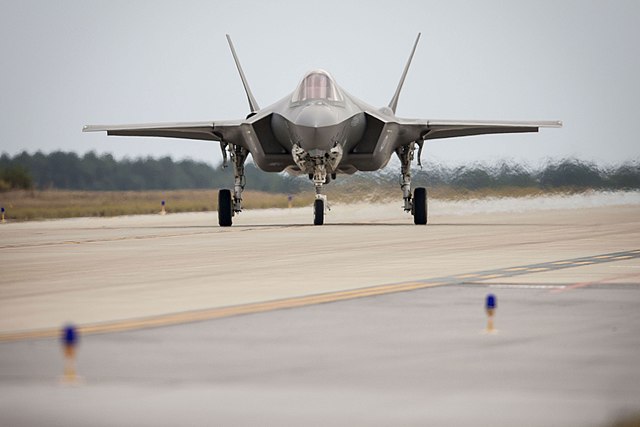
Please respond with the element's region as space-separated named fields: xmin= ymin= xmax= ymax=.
xmin=61 ymin=324 xmax=79 ymax=383
xmin=288 ymin=194 xmax=293 ymax=209
xmin=485 ymin=294 xmax=497 ymax=333
xmin=1 ymin=207 xmax=4 ymax=223
xmin=160 ymin=200 xmax=166 ymax=215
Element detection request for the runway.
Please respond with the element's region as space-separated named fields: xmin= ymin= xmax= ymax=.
xmin=1 ymin=192 xmax=639 ymax=426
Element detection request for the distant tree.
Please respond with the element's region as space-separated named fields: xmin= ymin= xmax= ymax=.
xmin=539 ymin=159 xmax=604 ymax=189
xmin=451 ymin=166 xmax=494 ymax=189
xmin=605 ymin=163 xmax=640 ymax=189
xmin=494 ymin=162 xmax=537 ymax=187
xmin=0 ymin=165 xmax=33 ymax=191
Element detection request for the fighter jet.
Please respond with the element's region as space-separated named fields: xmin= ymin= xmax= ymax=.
xmin=84 ymin=34 xmax=561 ymax=226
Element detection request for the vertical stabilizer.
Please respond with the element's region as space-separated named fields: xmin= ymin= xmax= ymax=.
xmin=226 ymin=34 xmax=260 ymax=113
xmin=388 ymin=33 xmax=421 ymax=114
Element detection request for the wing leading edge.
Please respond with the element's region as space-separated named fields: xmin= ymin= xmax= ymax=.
xmin=387 ymin=118 xmax=562 ymax=144
xmin=423 ymin=119 xmax=562 ymax=140
xmin=83 ymin=120 xmax=246 ymax=143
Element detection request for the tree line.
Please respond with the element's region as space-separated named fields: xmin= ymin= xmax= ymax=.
xmin=0 ymin=151 xmax=302 ymax=192
xmin=1 ymin=150 xmax=639 ymax=192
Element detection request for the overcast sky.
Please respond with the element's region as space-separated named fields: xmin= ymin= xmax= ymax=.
xmin=1 ymin=0 xmax=638 ymax=168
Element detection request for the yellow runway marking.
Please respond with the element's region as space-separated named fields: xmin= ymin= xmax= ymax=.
xmin=456 ymin=274 xmax=478 ymax=279
xmin=0 ymin=281 xmax=446 ymax=342
xmin=478 ymin=274 xmax=502 ymax=280
xmin=527 ymin=267 xmax=549 ymax=272
xmin=505 ymin=267 xmax=528 ymax=272
xmin=594 ymin=255 xmax=613 ymax=259
xmin=552 ymin=261 xmax=573 ymax=265
xmin=614 ymin=256 xmax=633 ymax=260
xmin=572 ymin=261 xmax=594 ymax=265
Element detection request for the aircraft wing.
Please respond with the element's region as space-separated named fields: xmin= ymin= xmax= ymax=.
xmin=395 ymin=119 xmax=562 ymax=142
xmin=82 ymin=120 xmax=246 ymax=143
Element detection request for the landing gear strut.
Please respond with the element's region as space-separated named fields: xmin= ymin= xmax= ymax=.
xmin=231 ymin=145 xmax=248 ymax=214
xmin=312 ymin=162 xmax=329 ymax=226
xmin=397 ymin=142 xmax=428 ymax=225
xmin=397 ymin=142 xmax=415 ymax=213
xmin=218 ymin=143 xmax=248 ymax=227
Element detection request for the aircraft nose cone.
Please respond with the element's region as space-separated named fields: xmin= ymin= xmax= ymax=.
xmin=296 ymin=126 xmax=334 ymax=154
xmin=290 ymin=102 xmax=347 ymax=153
xmin=294 ymin=103 xmax=341 ymax=128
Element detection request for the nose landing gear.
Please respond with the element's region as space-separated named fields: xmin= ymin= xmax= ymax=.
xmin=293 ymin=143 xmax=342 ymax=226
xmin=312 ymin=166 xmax=329 ymax=226
xmin=314 ymin=198 xmax=324 ymax=225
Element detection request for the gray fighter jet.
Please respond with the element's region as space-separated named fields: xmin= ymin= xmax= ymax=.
xmin=84 ymin=34 xmax=561 ymax=226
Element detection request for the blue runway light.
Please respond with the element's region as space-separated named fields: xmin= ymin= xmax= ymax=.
xmin=485 ymin=294 xmax=497 ymax=333
xmin=486 ymin=294 xmax=497 ymax=310
xmin=61 ymin=324 xmax=80 ymax=382
xmin=161 ymin=200 xmax=165 ymax=206
xmin=1 ymin=207 xmax=4 ymax=213
xmin=62 ymin=324 xmax=78 ymax=347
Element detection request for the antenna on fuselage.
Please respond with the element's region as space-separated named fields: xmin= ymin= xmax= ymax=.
xmin=388 ymin=33 xmax=421 ymax=114
xmin=226 ymin=34 xmax=260 ymax=114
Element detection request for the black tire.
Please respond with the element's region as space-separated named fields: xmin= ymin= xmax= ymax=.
xmin=413 ymin=187 xmax=427 ymax=225
xmin=218 ymin=189 xmax=233 ymax=227
xmin=313 ymin=199 xmax=324 ymax=226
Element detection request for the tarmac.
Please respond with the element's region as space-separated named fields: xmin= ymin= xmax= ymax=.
xmin=1 ymin=192 xmax=639 ymax=426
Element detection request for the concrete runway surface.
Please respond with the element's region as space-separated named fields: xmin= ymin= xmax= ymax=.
xmin=1 ymin=192 xmax=639 ymax=426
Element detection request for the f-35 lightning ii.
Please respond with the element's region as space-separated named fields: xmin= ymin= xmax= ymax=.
xmin=84 ymin=34 xmax=561 ymax=226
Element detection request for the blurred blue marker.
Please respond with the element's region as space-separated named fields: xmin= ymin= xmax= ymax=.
xmin=62 ymin=324 xmax=78 ymax=348
xmin=61 ymin=324 xmax=79 ymax=382
xmin=1 ymin=207 xmax=5 ymax=223
xmin=160 ymin=200 xmax=166 ymax=215
xmin=486 ymin=294 xmax=497 ymax=310
xmin=485 ymin=294 xmax=497 ymax=332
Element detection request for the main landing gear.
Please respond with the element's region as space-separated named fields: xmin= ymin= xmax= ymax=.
xmin=218 ymin=144 xmax=248 ymax=227
xmin=218 ymin=189 xmax=233 ymax=227
xmin=412 ymin=187 xmax=427 ymax=225
xmin=397 ymin=142 xmax=428 ymax=225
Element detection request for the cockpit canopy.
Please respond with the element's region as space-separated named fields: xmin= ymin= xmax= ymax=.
xmin=291 ymin=69 xmax=343 ymax=103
